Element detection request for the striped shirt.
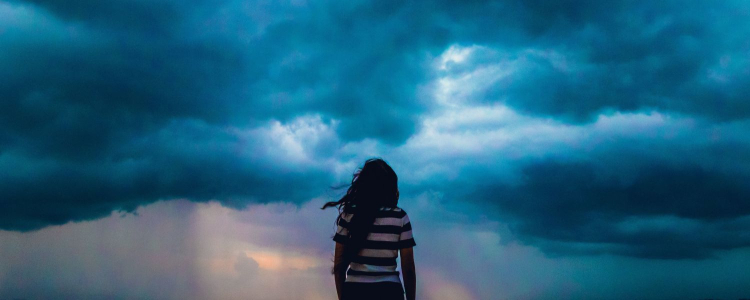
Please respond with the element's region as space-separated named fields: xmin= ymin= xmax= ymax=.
xmin=333 ymin=206 xmax=416 ymax=283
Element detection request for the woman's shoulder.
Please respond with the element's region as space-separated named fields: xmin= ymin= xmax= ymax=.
xmin=380 ymin=206 xmax=402 ymax=211
xmin=392 ymin=206 xmax=409 ymax=214
xmin=343 ymin=205 xmax=409 ymax=217
xmin=380 ymin=206 xmax=409 ymax=219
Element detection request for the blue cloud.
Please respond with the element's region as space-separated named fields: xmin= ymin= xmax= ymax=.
xmin=1 ymin=0 xmax=750 ymax=262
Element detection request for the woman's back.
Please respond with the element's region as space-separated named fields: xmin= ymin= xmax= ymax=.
xmin=333 ymin=206 xmax=416 ymax=283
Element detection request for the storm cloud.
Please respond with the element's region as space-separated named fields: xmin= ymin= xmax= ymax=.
xmin=1 ymin=0 xmax=750 ymax=262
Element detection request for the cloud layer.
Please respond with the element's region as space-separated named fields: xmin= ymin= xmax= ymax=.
xmin=2 ymin=0 xmax=750 ymax=262
xmin=3 ymin=199 xmax=750 ymax=299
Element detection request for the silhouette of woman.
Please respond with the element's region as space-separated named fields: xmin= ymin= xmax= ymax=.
xmin=322 ymin=158 xmax=417 ymax=300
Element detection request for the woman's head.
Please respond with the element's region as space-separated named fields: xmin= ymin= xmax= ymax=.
xmin=348 ymin=158 xmax=399 ymax=208
xmin=322 ymin=157 xmax=399 ymax=210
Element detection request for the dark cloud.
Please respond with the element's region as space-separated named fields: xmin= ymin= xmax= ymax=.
xmin=1 ymin=0 xmax=435 ymax=230
xmin=395 ymin=108 xmax=750 ymax=259
xmin=0 ymin=118 xmax=335 ymax=231
xmin=2 ymin=0 xmax=750 ymax=262
xmin=430 ymin=0 xmax=750 ymax=122
xmin=448 ymin=157 xmax=750 ymax=259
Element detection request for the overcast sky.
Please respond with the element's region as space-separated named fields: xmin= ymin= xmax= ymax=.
xmin=1 ymin=0 xmax=750 ymax=299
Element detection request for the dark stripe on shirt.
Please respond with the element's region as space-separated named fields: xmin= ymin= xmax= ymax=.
xmin=333 ymin=233 xmax=349 ymax=244
xmin=398 ymin=238 xmax=416 ymax=248
xmin=360 ymin=239 xmax=416 ymax=250
xmin=336 ymin=235 xmax=416 ymax=249
xmin=338 ymin=220 xmax=403 ymax=234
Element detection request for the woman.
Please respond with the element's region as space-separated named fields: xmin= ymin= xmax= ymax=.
xmin=322 ymin=158 xmax=417 ymax=300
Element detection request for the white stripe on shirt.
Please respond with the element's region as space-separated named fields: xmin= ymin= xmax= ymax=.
xmin=349 ymin=262 xmax=398 ymax=272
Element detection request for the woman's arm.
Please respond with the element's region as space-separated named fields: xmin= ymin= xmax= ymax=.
xmin=334 ymin=242 xmax=347 ymax=300
xmin=400 ymin=247 xmax=416 ymax=300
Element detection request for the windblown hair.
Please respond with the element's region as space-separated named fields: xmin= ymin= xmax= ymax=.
xmin=321 ymin=158 xmax=399 ymax=274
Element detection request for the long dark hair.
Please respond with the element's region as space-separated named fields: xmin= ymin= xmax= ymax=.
xmin=321 ymin=158 xmax=399 ymax=274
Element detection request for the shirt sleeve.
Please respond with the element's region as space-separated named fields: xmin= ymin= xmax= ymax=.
xmin=332 ymin=212 xmax=351 ymax=244
xmin=398 ymin=210 xmax=416 ymax=248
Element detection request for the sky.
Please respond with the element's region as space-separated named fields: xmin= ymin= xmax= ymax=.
xmin=1 ymin=0 xmax=750 ymax=299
